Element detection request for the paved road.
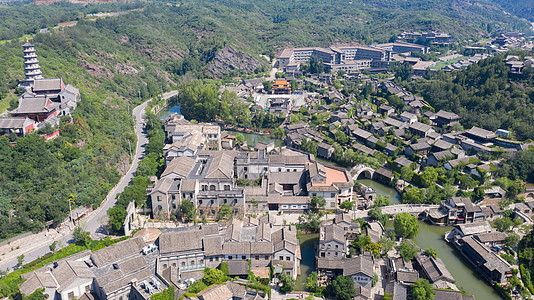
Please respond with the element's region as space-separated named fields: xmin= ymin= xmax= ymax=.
xmin=85 ymin=100 xmax=150 ymax=237
xmin=0 ymin=91 xmax=177 ymax=273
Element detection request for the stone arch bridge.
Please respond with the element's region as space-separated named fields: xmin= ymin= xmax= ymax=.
xmin=351 ymin=164 xmax=376 ymax=181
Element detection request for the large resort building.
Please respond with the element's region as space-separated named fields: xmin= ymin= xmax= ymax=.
xmin=278 ymin=42 xmax=429 ymax=72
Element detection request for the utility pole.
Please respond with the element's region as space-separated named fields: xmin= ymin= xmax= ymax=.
xmin=68 ymin=195 xmax=74 ymax=226
xmin=128 ymin=139 xmax=133 ymax=160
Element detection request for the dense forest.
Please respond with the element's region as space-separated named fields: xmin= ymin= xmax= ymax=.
xmin=407 ymin=54 xmax=534 ymax=141
xmin=488 ymin=0 xmax=534 ymax=21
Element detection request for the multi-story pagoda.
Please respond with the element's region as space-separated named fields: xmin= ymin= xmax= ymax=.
xmin=22 ymin=39 xmax=43 ymax=84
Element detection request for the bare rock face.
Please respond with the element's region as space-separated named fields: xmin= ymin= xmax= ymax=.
xmin=206 ymin=46 xmax=263 ymax=78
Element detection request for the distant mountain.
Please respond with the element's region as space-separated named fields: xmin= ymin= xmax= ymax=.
xmin=488 ymin=0 xmax=534 ymax=21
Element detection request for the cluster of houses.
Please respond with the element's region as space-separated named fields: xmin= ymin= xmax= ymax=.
xmin=505 ymin=55 xmax=534 ymax=75
xmin=446 ymin=221 xmax=513 ymax=285
xmin=150 ymin=113 xmax=353 ymax=220
xmin=466 ymin=31 xmax=533 ymax=53
xmin=282 ymin=77 xmax=532 ymax=191
xmin=0 ymin=41 xmax=80 ymax=138
xmin=20 ymin=218 xmax=297 ymax=300
xmin=311 ymin=212 xmax=475 ymax=299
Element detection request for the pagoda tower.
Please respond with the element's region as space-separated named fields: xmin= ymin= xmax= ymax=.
xmin=22 ymin=39 xmax=43 ymax=84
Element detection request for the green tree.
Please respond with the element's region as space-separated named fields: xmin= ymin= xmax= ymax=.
xmin=310 ymin=195 xmax=326 ymax=212
xmin=263 ymin=81 xmax=272 ymax=93
xmin=332 ymin=276 xmax=356 ymax=300
xmin=369 ymin=207 xmax=389 ymax=225
xmin=307 ymin=56 xmax=325 ymax=74
xmin=356 ymin=235 xmax=372 ymax=252
xmin=151 ymin=286 xmax=175 ymax=300
xmin=412 ymin=279 xmax=434 ymax=300
xmin=493 ymin=217 xmax=514 ymax=232
xmin=372 ymin=273 xmax=378 ymax=287
xmin=424 ymin=248 xmax=438 ymax=258
xmin=399 ymin=241 xmax=418 ymax=261
xmin=305 ymin=271 xmax=320 ymax=293
xmin=505 ymin=232 xmax=520 ymax=247
xmin=420 ymin=167 xmax=438 ymax=188
xmin=235 ymin=133 xmax=245 ymax=146
xmin=279 ymin=271 xmax=295 ymax=293
xmin=340 ymin=200 xmax=355 ymax=212
xmin=392 ymin=63 xmax=413 ymax=82
xmin=400 ymin=165 xmax=414 ymax=182
xmin=394 ymin=212 xmax=419 ymax=239
xmin=203 ymin=268 xmax=226 ymax=285
xmin=472 ymin=186 xmax=485 ymax=202
xmin=180 ymin=200 xmax=197 ymax=222
xmin=73 ymin=226 xmax=90 ymax=244
xmin=374 ymin=195 xmax=391 ymax=207
xmin=380 ymin=236 xmax=395 ymax=256
xmin=298 ymin=211 xmax=323 ymax=233
xmin=402 ymin=186 xmax=423 ymax=204
xmin=216 ymin=204 xmax=233 ymax=221
xmin=17 ymin=254 xmax=24 ymax=268
xmin=188 ymin=280 xmax=207 ymax=293
xmin=107 ymin=206 xmax=127 ymax=233
xmin=49 ymin=241 xmax=57 ymax=253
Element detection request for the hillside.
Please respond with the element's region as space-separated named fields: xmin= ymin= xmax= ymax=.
xmin=488 ymin=0 xmax=534 ymax=21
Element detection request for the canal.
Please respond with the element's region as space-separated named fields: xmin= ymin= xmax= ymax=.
xmin=296 ymin=233 xmax=319 ymax=291
xmin=359 ymin=179 xmax=501 ymax=299
xmin=226 ymin=130 xmax=283 ymax=148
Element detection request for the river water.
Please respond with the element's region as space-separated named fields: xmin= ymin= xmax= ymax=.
xmin=226 ymin=130 xmax=283 ymax=148
xmin=296 ymin=233 xmax=319 ymax=291
xmin=159 ymin=104 xmax=181 ymax=120
xmin=359 ymin=179 xmax=501 ymax=299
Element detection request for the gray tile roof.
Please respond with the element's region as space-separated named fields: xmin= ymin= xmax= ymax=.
xmin=33 ymin=78 xmax=63 ymax=92
xmin=159 ymin=230 xmax=204 ymax=254
xmin=226 ymin=260 xmax=249 ymax=276
xmin=415 ymin=253 xmax=455 ymax=283
xmin=161 ymin=156 xmax=196 ymax=178
xmin=13 ymin=97 xmax=58 ymax=114
xmin=0 ymin=117 xmax=33 ymax=129
xmin=223 ymin=242 xmax=250 ymax=255
xmin=91 ymin=237 xmax=145 ymax=267
xmin=343 ymin=256 xmax=374 ymax=277
xmin=203 ymin=236 xmax=223 ymax=256
xmin=54 ymin=260 xmax=95 ymax=293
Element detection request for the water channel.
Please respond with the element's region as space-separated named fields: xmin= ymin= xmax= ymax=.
xmin=359 ymin=179 xmax=501 ymax=299
xmin=296 ymin=233 xmax=319 ymax=291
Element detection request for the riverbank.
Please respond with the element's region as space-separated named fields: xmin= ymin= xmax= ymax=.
xmin=367 ymin=179 xmax=502 ymax=299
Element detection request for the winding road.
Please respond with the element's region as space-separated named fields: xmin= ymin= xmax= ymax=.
xmin=0 ymin=90 xmax=177 ymax=274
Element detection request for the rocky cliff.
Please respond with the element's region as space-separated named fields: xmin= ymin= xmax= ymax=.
xmin=206 ymin=46 xmax=264 ymax=78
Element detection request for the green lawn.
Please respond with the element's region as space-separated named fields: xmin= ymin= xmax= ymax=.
xmin=430 ymin=56 xmax=467 ymax=70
